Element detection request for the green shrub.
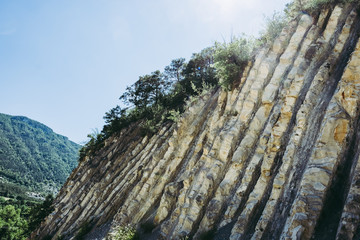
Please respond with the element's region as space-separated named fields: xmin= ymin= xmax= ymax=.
xmin=258 ymin=11 xmax=287 ymax=46
xmin=214 ymin=36 xmax=253 ymax=90
xmin=285 ymin=0 xmax=359 ymax=16
xmin=0 ymin=205 xmax=28 ymax=240
xmin=303 ymin=0 xmax=335 ymax=12
xmin=303 ymin=0 xmax=359 ymax=11
xmin=307 ymin=0 xmax=331 ymax=8
xmin=167 ymin=109 xmax=181 ymax=122
xmin=112 ymin=225 xmax=138 ymax=240
xmin=79 ymin=130 xmax=105 ymax=161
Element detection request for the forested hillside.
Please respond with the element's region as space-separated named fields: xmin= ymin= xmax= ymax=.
xmin=0 ymin=113 xmax=80 ymax=197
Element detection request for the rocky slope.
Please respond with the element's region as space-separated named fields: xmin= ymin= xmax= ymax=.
xmin=33 ymin=2 xmax=360 ymax=240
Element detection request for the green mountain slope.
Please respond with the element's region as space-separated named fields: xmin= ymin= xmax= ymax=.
xmin=0 ymin=113 xmax=80 ymax=197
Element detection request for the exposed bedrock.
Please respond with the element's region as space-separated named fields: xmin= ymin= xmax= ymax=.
xmin=32 ymin=3 xmax=360 ymax=240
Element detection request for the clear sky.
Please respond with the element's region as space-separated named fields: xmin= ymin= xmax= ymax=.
xmin=0 ymin=0 xmax=290 ymax=144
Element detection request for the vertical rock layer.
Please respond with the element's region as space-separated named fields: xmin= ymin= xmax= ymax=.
xmin=33 ymin=3 xmax=360 ymax=240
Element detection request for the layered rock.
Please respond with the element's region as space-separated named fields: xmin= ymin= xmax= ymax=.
xmin=32 ymin=3 xmax=360 ymax=240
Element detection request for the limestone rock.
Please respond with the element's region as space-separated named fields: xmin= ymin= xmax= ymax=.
xmin=31 ymin=4 xmax=360 ymax=240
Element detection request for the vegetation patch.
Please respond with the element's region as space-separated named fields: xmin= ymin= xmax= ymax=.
xmin=258 ymin=12 xmax=288 ymax=46
xmin=110 ymin=225 xmax=139 ymax=240
xmin=0 ymin=194 xmax=54 ymax=240
xmin=214 ymin=36 xmax=253 ymax=90
xmin=285 ymin=0 xmax=359 ymax=16
xmin=0 ymin=113 xmax=80 ymax=196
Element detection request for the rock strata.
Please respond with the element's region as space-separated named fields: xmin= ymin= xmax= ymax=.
xmin=32 ymin=3 xmax=360 ymax=240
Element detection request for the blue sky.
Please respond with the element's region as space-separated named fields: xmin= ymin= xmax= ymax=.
xmin=0 ymin=0 xmax=290 ymax=144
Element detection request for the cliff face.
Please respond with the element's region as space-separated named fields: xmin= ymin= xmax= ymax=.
xmin=33 ymin=3 xmax=360 ymax=240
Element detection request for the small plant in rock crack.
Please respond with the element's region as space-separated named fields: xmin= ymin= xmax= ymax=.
xmin=112 ymin=225 xmax=138 ymax=240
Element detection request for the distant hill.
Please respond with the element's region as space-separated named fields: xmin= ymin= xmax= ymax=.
xmin=0 ymin=113 xmax=80 ymax=198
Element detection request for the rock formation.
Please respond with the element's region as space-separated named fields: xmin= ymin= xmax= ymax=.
xmin=32 ymin=2 xmax=360 ymax=239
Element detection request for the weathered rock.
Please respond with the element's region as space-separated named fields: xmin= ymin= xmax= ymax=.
xmin=32 ymin=3 xmax=360 ymax=240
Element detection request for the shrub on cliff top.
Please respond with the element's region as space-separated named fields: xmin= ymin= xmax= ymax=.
xmin=258 ymin=11 xmax=288 ymax=47
xmin=286 ymin=0 xmax=359 ymax=16
xmin=305 ymin=0 xmax=333 ymax=10
xmin=214 ymin=36 xmax=253 ymax=90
